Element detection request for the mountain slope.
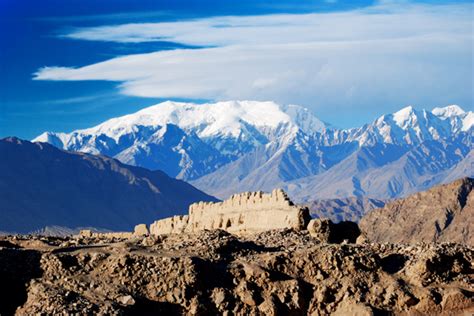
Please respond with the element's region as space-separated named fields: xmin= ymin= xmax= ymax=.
xmin=360 ymin=178 xmax=474 ymax=245
xmin=442 ymin=150 xmax=474 ymax=183
xmin=307 ymin=197 xmax=386 ymax=223
xmin=286 ymin=134 xmax=472 ymax=201
xmin=190 ymin=130 xmax=331 ymax=198
xmin=0 ymin=137 xmax=217 ymax=233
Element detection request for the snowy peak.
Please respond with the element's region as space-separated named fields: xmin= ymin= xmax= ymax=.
xmin=68 ymin=100 xmax=326 ymax=141
xmin=431 ymin=105 xmax=473 ymax=132
xmin=343 ymin=105 xmax=469 ymax=147
xmin=432 ymin=105 xmax=466 ymax=118
xmin=392 ymin=105 xmax=418 ymax=129
xmin=280 ymin=104 xmax=326 ymax=134
xmin=32 ymin=100 xmax=329 ymax=179
xmin=136 ymin=100 xmax=290 ymax=138
xmin=34 ymin=131 xmax=70 ymax=150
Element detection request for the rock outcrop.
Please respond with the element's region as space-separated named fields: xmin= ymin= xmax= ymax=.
xmin=0 ymin=230 xmax=472 ymax=315
xmin=360 ymin=177 xmax=474 ymax=246
xmin=150 ymin=189 xmax=311 ymax=235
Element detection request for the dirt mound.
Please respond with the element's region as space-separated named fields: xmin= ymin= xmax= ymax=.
xmin=0 ymin=230 xmax=472 ymax=315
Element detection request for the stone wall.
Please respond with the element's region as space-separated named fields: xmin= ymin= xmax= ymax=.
xmin=150 ymin=189 xmax=310 ymax=235
xmin=79 ymin=230 xmax=133 ymax=239
xmin=78 ymin=224 xmax=149 ymax=239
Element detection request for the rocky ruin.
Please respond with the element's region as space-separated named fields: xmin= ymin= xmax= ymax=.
xmin=150 ymin=189 xmax=311 ymax=235
xmin=78 ymin=224 xmax=150 ymax=240
xmin=0 ymin=228 xmax=472 ymax=315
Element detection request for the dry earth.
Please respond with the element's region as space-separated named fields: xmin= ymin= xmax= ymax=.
xmin=0 ymin=228 xmax=472 ymax=315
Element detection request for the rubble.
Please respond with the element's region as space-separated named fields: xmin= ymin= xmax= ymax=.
xmin=0 ymin=229 xmax=472 ymax=315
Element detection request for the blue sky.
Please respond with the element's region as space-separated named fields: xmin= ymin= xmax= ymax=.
xmin=0 ymin=0 xmax=472 ymax=139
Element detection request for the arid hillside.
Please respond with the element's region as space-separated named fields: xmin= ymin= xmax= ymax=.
xmin=360 ymin=178 xmax=473 ymax=246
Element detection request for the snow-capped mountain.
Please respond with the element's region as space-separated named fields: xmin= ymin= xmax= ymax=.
xmin=320 ymin=106 xmax=457 ymax=147
xmin=432 ymin=104 xmax=474 ymax=133
xmin=34 ymin=101 xmax=473 ymax=201
xmin=35 ymin=101 xmax=326 ymax=179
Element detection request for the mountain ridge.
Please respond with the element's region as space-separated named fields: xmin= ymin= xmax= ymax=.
xmin=0 ymin=137 xmax=217 ymax=233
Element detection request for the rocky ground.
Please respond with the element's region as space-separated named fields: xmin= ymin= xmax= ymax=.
xmin=0 ymin=229 xmax=472 ymax=315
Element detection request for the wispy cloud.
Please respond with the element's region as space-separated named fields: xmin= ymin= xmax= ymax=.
xmin=36 ymin=11 xmax=173 ymax=23
xmin=41 ymin=94 xmax=113 ymax=105
xmin=34 ymin=2 xmax=473 ymax=117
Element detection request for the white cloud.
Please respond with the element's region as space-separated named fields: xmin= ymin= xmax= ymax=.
xmin=35 ymin=2 xmax=473 ymax=121
xmin=60 ymin=3 xmax=472 ymax=46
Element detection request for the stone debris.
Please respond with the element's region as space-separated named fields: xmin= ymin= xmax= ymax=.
xmin=1 ymin=187 xmax=472 ymax=315
xmin=0 ymin=229 xmax=472 ymax=315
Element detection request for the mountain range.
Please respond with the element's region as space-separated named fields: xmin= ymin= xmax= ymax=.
xmin=34 ymin=101 xmax=473 ymax=201
xmin=0 ymin=137 xmax=216 ymax=233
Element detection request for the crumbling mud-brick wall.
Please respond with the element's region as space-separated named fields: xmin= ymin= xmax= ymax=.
xmin=150 ymin=189 xmax=310 ymax=235
xmin=149 ymin=215 xmax=190 ymax=235
xmin=79 ymin=230 xmax=133 ymax=239
xmin=78 ymin=224 xmax=149 ymax=239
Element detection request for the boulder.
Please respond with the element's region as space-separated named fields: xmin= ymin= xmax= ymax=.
xmin=307 ymin=219 xmax=361 ymax=243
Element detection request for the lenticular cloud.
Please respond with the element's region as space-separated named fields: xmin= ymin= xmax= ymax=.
xmin=34 ymin=2 xmax=473 ymax=112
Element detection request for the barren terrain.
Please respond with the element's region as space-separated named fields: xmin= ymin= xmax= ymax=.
xmin=1 ymin=229 xmax=472 ymax=315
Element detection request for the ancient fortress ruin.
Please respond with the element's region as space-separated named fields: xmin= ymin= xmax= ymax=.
xmin=150 ymin=189 xmax=311 ymax=235
xmin=77 ymin=189 xmax=362 ymax=243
